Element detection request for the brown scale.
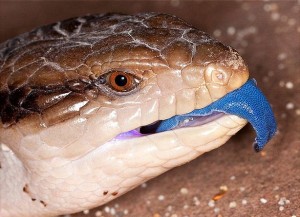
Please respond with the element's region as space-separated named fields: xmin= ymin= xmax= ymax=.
xmin=0 ymin=13 xmax=242 ymax=128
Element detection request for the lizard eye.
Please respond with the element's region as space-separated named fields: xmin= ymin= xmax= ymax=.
xmin=110 ymin=71 xmax=132 ymax=91
xmin=97 ymin=70 xmax=141 ymax=93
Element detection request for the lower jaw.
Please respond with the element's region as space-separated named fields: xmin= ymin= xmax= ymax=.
xmin=84 ymin=115 xmax=247 ymax=213
xmin=96 ymin=114 xmax=247 ymax=192
xmin=2 ymin=114 xmax=246 ymax=217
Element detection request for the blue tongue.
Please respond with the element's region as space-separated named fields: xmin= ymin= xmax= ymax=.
xmin=156 ymin=79 xmax=277 ymax=151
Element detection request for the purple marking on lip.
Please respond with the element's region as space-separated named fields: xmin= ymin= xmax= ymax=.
xmin=115 ymin=129 xmax=143 ymax=139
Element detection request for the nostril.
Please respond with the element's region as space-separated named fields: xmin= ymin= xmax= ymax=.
xmin=204 ymin=64 xmax=231 ymax=85
xmin=211 ymin=69 xmax=231 ymax=85
xmin=204 ymin=64 xmax=232 ymax=101
xmin=213 ymin=70 xmax=226 ymax=82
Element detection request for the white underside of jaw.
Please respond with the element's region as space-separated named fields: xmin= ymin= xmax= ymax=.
xmin=0 ymin=114 xmax=247 ymax=217
xmin=58 ymin=114 xmax=247 ymax=208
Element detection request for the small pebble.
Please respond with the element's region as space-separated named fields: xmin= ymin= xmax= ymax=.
xmin=242 ymin=199 xmax=248 ymax=205
xmin=153 ymin=214 xmax=161 ymax=217
xmin=229 ymin=201 xmax=237 ymax=208
xmin=271 ymin=12 xmax=280 ymax=21
xmin=141 ymin=183 xmax=147 ymax=188
xmin=208 ymin=199 xmax=215 ymax=207
xmin=263 ymin=3 xmax=278 ymax=12
xmin=260 ymin=151 xmax=267 ymax=157
xmin=180 ymin=187 xmax=189 ymax=195
xmin=277 ymin=53 xmax=287 ymax=61
xmin=278 ymin=198 xmax=285 ymax=206
xmin=227 ymin=26 xmax=236 ymax=35
xmin=296 ymin=109 xmax=300 ymax=115
xmin=193 ymin=196 xmax=200 ymax=206
xmin=288 ymin=18 xmax=296 ymax=26
xmin=213 ymin=29 xmax=222 ymax=37
xmin=220 ymin=185 xmax=228 ymax=192
xmin=110 ymin=208 xmax=116 ymax=215
xmin=279 ymin=81 xmax=285 ymax=87
xmin=286 ymin=102 xmax=294 ymax=110
xmin=104 ymin=206 xmax=110 ymax=213
xmin=214 ymin=207 xmax=220 ymax=213
xmin=260 ymin=198 xmax=268 ymax=204
xmin=278 ymin=197 xmax=291 ymax=205
xmin=124 ymin=209 xmax=129 ymax=215
xmin=240 ymin=187 xmax=246 ymax=192
xmin=183 ymin=204 xmax=189 ymax=209
xmin=171 ymin=214 xmax=178 ymax=217
xmin=95 ymin=211 xmax=102 ymax=217
xmin=167 ymin=205 xmax=173 ymax=212
xmin=230 ymin=176 xmax=236 ymax=180
xmin=279 ymin=206 xmax=285 ymax=211
xmin=0 ymin=144 xmax=10 ymax=151
xmin=158 ymin=195 xmax=165 ymax=201
xmin=83 ymin=209 xmax=89 ymax=215
xmin=285 ymin=82 xmax=294 ymax=89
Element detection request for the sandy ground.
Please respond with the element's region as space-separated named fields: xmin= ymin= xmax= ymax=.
xmin=0 ymin=1 xmax=299 ymax=217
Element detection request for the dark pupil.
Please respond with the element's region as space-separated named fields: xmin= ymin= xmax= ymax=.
xmin=115 ymin=74 xmax=127 ymax=86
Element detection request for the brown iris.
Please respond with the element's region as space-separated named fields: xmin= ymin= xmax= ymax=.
xmin=108 ymin=71 xmax=134 ymax=92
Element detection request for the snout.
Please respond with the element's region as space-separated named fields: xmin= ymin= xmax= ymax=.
xmin=204 ymin=63 xmax=249 ymax=101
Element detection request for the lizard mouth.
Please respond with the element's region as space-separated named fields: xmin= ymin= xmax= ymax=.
xmin=116 ymin=79 xmax=277 ymax=152
xmin=115 ymin=112 xmax=224 ymax=138
xmin=139 ymin=112 xmax=225 ymax=134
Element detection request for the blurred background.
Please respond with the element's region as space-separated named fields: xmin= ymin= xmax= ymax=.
xmin=1 ymin=1 xmax=299 ymax=217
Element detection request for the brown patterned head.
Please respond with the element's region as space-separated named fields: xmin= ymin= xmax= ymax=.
xmin=0 ymin=13 xmax=248 ymax=137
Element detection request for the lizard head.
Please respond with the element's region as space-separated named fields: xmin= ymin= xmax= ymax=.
xmin=0 ymin=13 xmax=276 ymax=216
